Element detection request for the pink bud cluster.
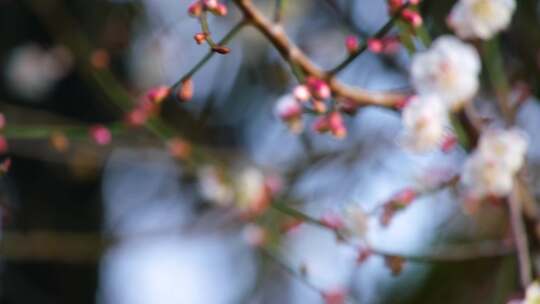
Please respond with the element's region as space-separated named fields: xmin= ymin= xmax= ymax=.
xmin=367 ymin=36 xmax=401 ymax=54
xmin=125 ymin=86 xmax=170 ymax=127
xmin=388 ymin=0 xmax=423 ymax=28
xmin=275 ymin=77 xmax=350 ymax=138
xmin=188 ymin=0 xmax=228 ymax=17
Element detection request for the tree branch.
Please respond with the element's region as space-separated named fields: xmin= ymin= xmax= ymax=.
xmin=232 ymin=0 xmax=405 ymax=108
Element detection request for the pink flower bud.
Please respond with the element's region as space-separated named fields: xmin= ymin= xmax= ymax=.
xmin=293 ymin=85 xmax=311 ymax=102
xmin=388 ymin=0 xmax=404 ymax=13
xmin=328 ymin=112 xmax=347 ymax=139
xmin=193 ymin=32 xmax=207 ymax=44
xmin=312 ymin=99 xmax=327 ymax=114
xmin=89 ymin=124 xmax=111 ymax=146
xmin=0 ymin=136 xmax=8 ymax=154
xmin=125 ymin=108 xmax=148 ymax=127
xmin=203 ymin=0 xmax=218 ymax=10
xmin=178 ymin=78 xmax=194 ymax=102
xmin=306 ymin=77 xmax=331 ymax=100
xmin=441 ymin=135 xmax=458 ymax=153
xmin=167 ymin=137 xmax=192 ymax=160
xmin=188 ymin=1 xmax=203 ymax=17
xmin=313 ymin=116 xmax=330 ymax=133
xmin=367 ymin=38 xmax=383 ymax=53
xmin=146 ymin=86 xmax=170 ymax=104
xmin=345 ymin=35 xmax=360 ymax=53
xmin=321 ymin=289 xmax=346 ymax=304
xmin=215 ymin=3 xmax=228 ymax=16
xmin=401 ymin=9 xmax=423 ymax=28
xmin=409 ymin=0 xmax=421 ymax=5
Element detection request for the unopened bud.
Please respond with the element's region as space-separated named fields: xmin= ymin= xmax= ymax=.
xmin=293 ymin=85 xmax=311 ymax=102
xmin=203 ymin=0 xmax=218 ymax=10
xmin=306 ymin=77 xmax=331 ymax=100
xmin=401 ymin=9 xmax=423 ymax=28
xmin=212 ymin=46 xmax=230 ymax=54
xmin=193 ymin=32 xmax=207 ymax=44
xmin=188 ymin=2 xmax=203 ymax=17
xmin=167 ymin=137 xmax=192 ymax=160
xmin=345 ymin=35 xmax=360 ymax=53
xmin=146 ymin=86 xmax=170 ymax=104
xmin=215 ymin=3 xmax=228 ymax=16
xmin=89 ymin=124 xmax=112 ymax=146
xmin=367 ymin=38 xmax=383 ymax=53
xmin=312 ymin=100 xmax=327 ymax=114
xmin=178 ymin=78 xmax=194 ymax=102
xmin=50 ymin=132 xmax=70 ymax=152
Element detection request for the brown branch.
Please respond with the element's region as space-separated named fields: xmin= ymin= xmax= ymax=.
xmin=232 ymin=0 xmax=405 ymax=108
xmin=509 ymin=178 xmax=533 ymax=288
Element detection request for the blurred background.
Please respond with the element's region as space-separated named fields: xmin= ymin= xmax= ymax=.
xmin=1 ymin=0 xmax=540 ymax=303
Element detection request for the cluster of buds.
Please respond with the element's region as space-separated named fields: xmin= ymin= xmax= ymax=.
xmin=197 ymin=165 xmax=280 ymax=218
xmin=275 ymin=78 xmax=350 ymax=139
xmin=188 ymin=0 xmax=227 ymax=17
xmin=380 ymin=188 xmax=417 ymax=226
xmin=367 ymin=36 xmax=401 ymax=54
xmin=388 ymin=0 xmax=423 ymax=28
xmin=125 ymin=86 xmax=170 ymax=127
xmin=313 ymin=111 xmax=347 ymax=139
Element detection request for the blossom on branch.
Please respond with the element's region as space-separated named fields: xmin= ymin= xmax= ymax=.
xmin=400 ymin=95 xmax=450 ymax=152
xmin=462 ymin=128 xmax=528 ymax=198
xmin=448 ymin=0 xmax=516 ymax=40
xmin=411 ymin=36 xmax=480 ymax=110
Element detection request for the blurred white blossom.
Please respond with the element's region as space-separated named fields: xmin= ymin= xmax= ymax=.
xmin=274 ymin=93 xmax=304 ymax=134
xmin=525 ymin=281 xmax=540 ymax=304
xmin=342 ymin=205 xmax=369 ymax=239
xmin=197 ymin=165 xmax=234 ymax=207
xmin=5 ymin=44 xmax=72 ymax=101
xmin=462 ymin=128 xmax=528 ymax=198
xmin=448 ymin=0 xmax=516 ymax=40
xmin=401 ymin=95 xmax=449 ymax=152
xmin=411 ymin=36 xmax=480 ymax=110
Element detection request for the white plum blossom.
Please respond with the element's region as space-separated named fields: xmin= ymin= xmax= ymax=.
xmin=401 ymin=95 xmax=450 ymax=152
xmin=341 ymin=205 xmax=368 ymax=239
xmin=5 ymin=44 xmax=73 ymax=101
xmin=233 ymin=166 xmax=267 ymax=211
xmin=274 ymin=94 xmax=304 ymax=133
xmin=525 ymin=281 xmax=540 ymax=304
xmin=448 ymin=0 xmax=516 ymax=40
xmin=462 ymin=128 xmax=528 ymax=198
xmin=411 ymin=36 xmax=481 ymax=110
xmin=477 ymin=128 xmax=528 ymax=171
xmin=197 ymin=166 xmax=234 ymax=207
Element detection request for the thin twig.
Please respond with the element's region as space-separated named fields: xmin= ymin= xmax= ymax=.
xmin=509 ymin=179 xmax=533 ymax=288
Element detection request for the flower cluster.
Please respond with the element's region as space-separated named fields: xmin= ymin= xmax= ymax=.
xmin=197 ymin=165 xmax=276 ymax=217
xmin=462 ymin=128 xmax=528 ymax=198
xmin=401 ymin=35 xmax=480 ymax=151
xmin=388 ymin=0 xmax=423 ymax=28
xmin=274 ymin=78 xmax=347 ymax=139
xmin=188 ymin=0 xmax=228 ymax=17
xmin=448 ymin=0 xmax=516 ymax=40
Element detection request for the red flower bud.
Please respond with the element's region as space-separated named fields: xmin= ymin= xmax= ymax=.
xmin=345 ymin=35 xmax=360 ymax=53
xmin=178 ymin=78 xmax=194 ymax=102
xmin=188 ymin=2 xmax=203 ymax=17
xmin=146 ymin=86 xmax=170 ymax=104
xmin=89 ymin=124 xmax=111 ymax=146
xmin=193 ymin=32 xmax=207 ymax=44
xmin=367 ymin=38 xmax=383 ymax=53
xmin=401 ymin=9 xmax=423 ymax=28
xmin=306 ymin=77 xmax=331 ymax=100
